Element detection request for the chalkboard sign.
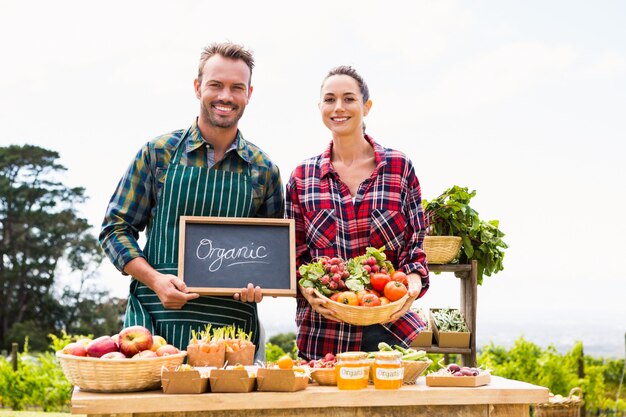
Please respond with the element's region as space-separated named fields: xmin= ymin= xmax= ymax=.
xmin=178 ymin=216 xmax=296 ymax=296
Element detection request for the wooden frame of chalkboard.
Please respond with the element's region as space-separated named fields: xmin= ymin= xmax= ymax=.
xmin=178 ymin=216 xmax=296 ymax=296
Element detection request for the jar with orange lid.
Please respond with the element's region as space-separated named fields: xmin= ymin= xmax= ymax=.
xmin=373 ymin=350 xmax=404 ymax=389
xmin=335 ymin=352 xmax=370 ymax=390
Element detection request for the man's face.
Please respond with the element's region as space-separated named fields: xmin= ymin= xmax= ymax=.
xmin=195 ymin=55 xmax=252 ymax=129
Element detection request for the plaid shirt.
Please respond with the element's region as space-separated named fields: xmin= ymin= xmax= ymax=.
xmin=286 ymin=135 xmax=429 ymax=360
xmin=100 ymin=119 xmax=284 ymax=273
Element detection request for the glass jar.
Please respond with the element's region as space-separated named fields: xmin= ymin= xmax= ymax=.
xmin=373 ymin=351 xmax=404 ymax=389
xmin=335 ymin=351 xmax=370 ymax=390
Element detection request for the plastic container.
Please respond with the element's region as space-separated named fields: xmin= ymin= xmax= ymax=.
xmin=373 ymin=351 xmax=404 ymax=389
xmin=335 ymin=352 xmax=369 ymax=390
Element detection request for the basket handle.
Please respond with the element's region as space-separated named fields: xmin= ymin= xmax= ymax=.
xmin=568 ymin=387 xmax=583 ymax=399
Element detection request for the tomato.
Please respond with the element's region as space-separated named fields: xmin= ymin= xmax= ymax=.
xmin=391 ymin=271 xmax=408 ymax=286
xmin=383 ymin=281 xmax=408 ymax=302
xmin=337 ymin=291 xmax=359 ymax=306
xmin=359 ymin=293 xmax=381 ymax=307
xmin=370 ymin=273 xmax=391 ymax=292
xmin=357 ymin=289 xmax=380 ymax=304
xmin=379 ymin=296 xmax=390 ymax=305
xmin=330 ymin=292 xmax=340 ymax=302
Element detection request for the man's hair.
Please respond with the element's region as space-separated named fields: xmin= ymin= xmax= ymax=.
xmin=198 ymin=42 xmax=254 ymax=85
xmin=322 ymin=65 xmax=370 ymax=102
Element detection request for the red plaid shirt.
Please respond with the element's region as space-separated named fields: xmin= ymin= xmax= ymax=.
xmin=285 ymin=135 xmax=429 ymax=360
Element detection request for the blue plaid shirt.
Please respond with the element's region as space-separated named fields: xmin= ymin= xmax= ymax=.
xmin=100 ymin=119 xmax=285 ymax=274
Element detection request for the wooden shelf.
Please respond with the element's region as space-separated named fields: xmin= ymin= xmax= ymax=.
xmin=421 ymin=345 xmax=472 ymax=355
xmin=425 ymin=260 xmax=478 ymax=367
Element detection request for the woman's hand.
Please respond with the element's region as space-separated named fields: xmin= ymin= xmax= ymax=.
xmin=299 ymin=285 xmax=341 ymax=322
xmin=385 ymin=273 xmax=422 ymax=323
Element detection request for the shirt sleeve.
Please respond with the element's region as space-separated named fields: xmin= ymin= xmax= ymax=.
xmin=255 ymin=164 xmax=285 ymax=218
xmin=399 ymin=158 xmax=430 ymax=299
xmin=99 ymin=144 xmax=155 ymax=274
xmin=285 ymin=169 xmax=311 ymax=272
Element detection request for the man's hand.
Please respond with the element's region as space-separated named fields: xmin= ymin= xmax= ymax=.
xmin=152 ymin=274 xmax=200 ymax=309
xmin=299 ymin=285 xmax=341 ymax=322
xmin=234 ymin=283 xmax=263 ymax=303
xmin=386 ymin=273 xmax=422 ymax=323
xmin=124 ymin=257 xmax=199 ymax=310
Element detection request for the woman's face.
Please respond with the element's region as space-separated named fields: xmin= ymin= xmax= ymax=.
xmin=319 ymin=74 xmax=371 ymax=138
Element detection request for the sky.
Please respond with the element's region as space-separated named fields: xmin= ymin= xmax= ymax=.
xmin=1 ymin=1 xmax=625 ymax=356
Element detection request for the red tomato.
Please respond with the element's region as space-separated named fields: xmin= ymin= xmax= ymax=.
xmin=330 ymin=292 xmax=340 ymax=302
xmin=337 ymin=291 xmax=359 ymax=306
xmin=383 ymin=281 xmax=408 ymax=302
xmin=391 ymin=271 xmax=408 ymax=286
xmin=359 ymin=293 xmax=381 ymax=307
xmin=356 ymin=289 xmax=368 ymax=305
xmin=370 ymin=273 xmax=391 ymax=292
xmin=379 ymin=296 xmax=390 ymax=305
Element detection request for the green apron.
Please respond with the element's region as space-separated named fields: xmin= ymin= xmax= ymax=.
xmin=124 ymin=128 xmax=260 ymax=352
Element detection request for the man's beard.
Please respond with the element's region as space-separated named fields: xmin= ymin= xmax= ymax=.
xmin=203 ymin=100 xmax=245 ymax=129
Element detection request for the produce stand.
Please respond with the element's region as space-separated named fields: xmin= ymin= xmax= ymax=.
xmin=426 ymin=261 xmax=477 ymax=366
xmin=71 ymin=376 xmax=548 ymax=417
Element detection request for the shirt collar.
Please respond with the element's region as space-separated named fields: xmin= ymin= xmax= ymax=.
xmin=186 ymin=118 xmax=254 ymax=164
xmin=320 ymin=134 xmax=387 ymax=178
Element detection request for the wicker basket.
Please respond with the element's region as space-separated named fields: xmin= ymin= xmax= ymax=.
xmin=402 ymin=360 xmax=431 ymax=384
xmin=310 ymin=368 xmax=337 ymax=386
xmin=314 ymin=289 xmax=408 ymax=326
xmin=56 ymin=351 xmax=186 ymax=392
xmin=424 ymin=236 xmax=462 ymax=264
xmin=535 ymin=388 xmax=582 ymax=417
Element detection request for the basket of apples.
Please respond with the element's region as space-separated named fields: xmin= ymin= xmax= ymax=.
xmin=56 ymin=325 xmax=186 ymax=392
xmin=300 ymin=247 xmax=409 ymax=326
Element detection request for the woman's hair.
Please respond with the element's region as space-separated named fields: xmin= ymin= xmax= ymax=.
xmin=322 ymin=65 xmax=370 ymax=102
xmin=198 ymin=42 xmax=254 ymax=85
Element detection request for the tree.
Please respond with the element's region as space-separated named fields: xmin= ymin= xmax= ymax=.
xmin=268 ymin=332 xmax=296 ymax=356
xmin=0 ymin=144 xmax=105 ymax=350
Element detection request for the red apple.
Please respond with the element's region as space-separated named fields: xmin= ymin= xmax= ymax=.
xmin=150 ymin=335 xmax=167 ymax=352
xmin=86 ymin=336 xmax=118 ymax=358
xmin=118 ymin=326 xmax=153 ymax=358
xmin=133 ymin=350 xmax=157 ymax=359
xmin=62 ymin=342 xmax=87 ymax=356
xmin=101 ymin=351 xmax=127 ymax=360
xmin=156 ymin=344 xmax=179 ymax=357
xmin=111 ymin=334 xmax=120 ymax=347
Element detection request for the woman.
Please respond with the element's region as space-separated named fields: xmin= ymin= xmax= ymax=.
xmin=285 ymin=65 xmax=429 ymax=360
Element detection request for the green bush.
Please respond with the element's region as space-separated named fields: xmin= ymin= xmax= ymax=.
xmin=0 ymin=338 xmax=72 ymax=411
xmin=478 ymin=337 xmax=625 ymax=413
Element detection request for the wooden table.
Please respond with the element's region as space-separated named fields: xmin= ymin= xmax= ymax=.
xmin=71 ymin=376 xmax=548 ymax=417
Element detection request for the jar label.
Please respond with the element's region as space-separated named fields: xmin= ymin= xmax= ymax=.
xmin=376 ymin=367 xmax=404 ymax=380
xmin=339 ymin=366 xmax=367 ymax=379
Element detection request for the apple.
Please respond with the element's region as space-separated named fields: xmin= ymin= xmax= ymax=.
xmin=118 ymin=325 xmax=153 ymax=358
xmin=111 ymin=334 xmax=120 ymax=347
xmin=133 ymin=350 xmax=157 ymax=359
xmin=86 ymin=336 xmax=119 ymax=358
xmin=150 ymin=335 xmax=167 ymax=352
xmin=62 ymin=342 xmax=87 ymax=356
xmin=101 ymin=351 xmax=127 ymax=359
xmin=76 ymin=338 xmax=92 ymax=347
xmin=156 ymin=344 xmax=179 ymax=357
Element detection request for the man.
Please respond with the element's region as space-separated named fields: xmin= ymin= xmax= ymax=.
xmin=99 ymin=42 xmax=284 ymax=356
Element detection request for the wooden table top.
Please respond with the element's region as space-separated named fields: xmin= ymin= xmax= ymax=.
xmin=71 ymin=376 xmax=548 ymax=415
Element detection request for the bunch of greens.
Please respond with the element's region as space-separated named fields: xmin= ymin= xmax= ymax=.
xmin=298 ymin=246 xmax=394 ymax=295
xmin=432 ymin=308 xmax=469 ymax=332
xmin=423 ymin=185 xmax=508 ymax=284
